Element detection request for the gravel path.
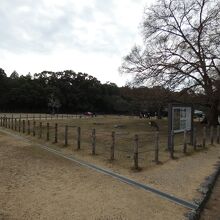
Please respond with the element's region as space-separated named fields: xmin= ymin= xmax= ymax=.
xmin=0 ymin=131 xmax=187 ymax=220
xmin=73 ymin=142 xmax=220 ymax=202
xmin=1 ymin=128 xmax=220 ymax=219
xmin=127 ymin=146 xmax=220 ymax=201
xmin=200 ymin=175 xmax=220 ymax=220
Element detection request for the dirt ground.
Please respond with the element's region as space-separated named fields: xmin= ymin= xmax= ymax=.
xmin=12 ymin=124 xmax=220 ymax=203
xmin=200 ymin=175 xmax=220 ymax=220
xmin=1 ymin=126 xmax=220 ymax=220
xmin=1 ymin=114 xmax=216 ymax=173
xmin=0 ymin=130 xmax=187 ymax=220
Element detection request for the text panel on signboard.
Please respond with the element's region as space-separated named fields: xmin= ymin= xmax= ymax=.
xmin=172 ymin=107 xmax=191 ymax=132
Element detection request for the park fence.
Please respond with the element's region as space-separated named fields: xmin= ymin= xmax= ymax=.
xmin=0 ymin=115 xmax=219 ymax=170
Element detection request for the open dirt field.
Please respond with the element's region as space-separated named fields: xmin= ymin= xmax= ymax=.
xmin=0 ymin=130 xmax=187 ymax=220
xmin=1 ymin=115 xmax=220 ymax=219
xmin=0 ymin=114 xmax=217 ymax=171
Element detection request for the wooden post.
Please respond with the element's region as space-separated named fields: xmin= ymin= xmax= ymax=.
xmin=7 ymin=117 xmax=9 ymax=129
xmin=183 ymin=129 xmax=187 ymax=154
xmin=170 ymin=130 xmax=174 ymax=159
xmin=54 ymin=123 xmax=58 ymax=143
xmin=0 ymin=117 xmax=2 ymax=127
xmin=134 ymin=134 xmax=139 ymax=169
xmin=22 ymin=120 xmax=25 ymax=133
xmin=92 ymin=128 xmax=96 ymax=155
xmin=39 ymin=122 xmax=42 ymax=138
xmin=8 ymin=118 xmax=10 ymax=129
xmin=193 ymin=128 xmax=197 ymax=150
xmin=154 ymin=131 xmax=159 ymax=163
xmin=217 ymin=125 xmax=220 ymax=144
xmin=10 ymin=118 xmax=12 ymax=129
xmin=77 ymin=127 xmax=81 ymax=150
xmin=64 ymin=125 xmax=68 ymax=146
xmin=110 ymin=131 xmax=115 ymax=160
xmin=28 ymin=120 xmax=30 ymax=135
xmin=46 ymin=123 xmax=49 ymax=141
xmin=19 ymin=119 xmax=21 ymax=133
xmin=203 ymin=126 xmax=206 ymax=148
xmin=33 ymin=121 xmax=36 ymax=136
xmin=210 ymin=126 xmax=214 ymax=145
xmin=193 ymin=127 xmax=197 ymax=150
xmin=15 ymin=118 xmax=17 ymax=131
xmin=11 ymin=117 xmax=14 ymax=130
xmin=5 ymin=117 xmax=7 ymax=128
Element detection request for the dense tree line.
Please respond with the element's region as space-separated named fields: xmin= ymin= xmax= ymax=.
xmin=0 ymin=68 xmax=122 ymax=113
xmin=0 ymin=67 xmax=207 ymax=116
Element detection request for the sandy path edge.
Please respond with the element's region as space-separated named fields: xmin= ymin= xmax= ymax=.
xmin=0 ymin=130 xmax=188 ymax=220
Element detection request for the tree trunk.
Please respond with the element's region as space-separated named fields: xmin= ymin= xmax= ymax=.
xmin=206 ymin=99 xmax=219 ymax=126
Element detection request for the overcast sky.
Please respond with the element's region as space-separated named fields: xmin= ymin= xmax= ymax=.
xmin=0 ymin=0 xmax=154 ymax=86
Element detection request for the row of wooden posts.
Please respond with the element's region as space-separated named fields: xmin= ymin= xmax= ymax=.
xmin=0 ymin=113 xmax=83 ymax=121
xmin=169 ymin=126 xmax=220 ymax=159
xmin=0 ymin=116 xmax=220 ymax=169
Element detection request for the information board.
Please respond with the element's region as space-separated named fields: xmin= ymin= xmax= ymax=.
xmin=168 ymin=103 xmax=193 ymax=150
xmin=172 ymin=107 xmax=192 ymax=133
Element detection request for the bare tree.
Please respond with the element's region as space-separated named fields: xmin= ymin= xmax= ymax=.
xmin=120 ymin=0 xmax=220 ymax=125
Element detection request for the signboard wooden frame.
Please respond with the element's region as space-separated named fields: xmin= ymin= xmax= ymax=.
xmin=168 ymin=103 xmax=193 ymax=150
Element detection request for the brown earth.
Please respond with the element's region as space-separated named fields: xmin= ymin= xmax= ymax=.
xmin=1 ymin=125 xmax=220 ymax=220
xmin=0 ymin=130 xmax=187 ymax=220
xmin=200 ymin=175 xmax=220 ymax=220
